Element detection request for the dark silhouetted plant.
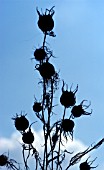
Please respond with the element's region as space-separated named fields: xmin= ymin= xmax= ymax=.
xmin=1 ymin=6 xmax=104 ymax=170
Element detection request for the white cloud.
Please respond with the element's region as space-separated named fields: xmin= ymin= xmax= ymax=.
xmin=0 ymin=132 xmax=21 ymax=151
xmin=0 ymin=130 xmax=89 ymax=170
xmin=1 ymin=130 xmax=102 ymax=170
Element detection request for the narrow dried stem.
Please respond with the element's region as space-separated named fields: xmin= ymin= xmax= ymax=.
xmin=42 ymin=79 xmax=47 ymax=169
xmin=22 ymin=147 xmax=29 ymax=170
xmin=65 ymin=138 xmax=104 ymax=170
xmin=50 ymin=79 xmax=54 ymax=169
xmin=43 ymin=32 xmax=47 ymax=49
xmin=56 ymin=107 xmax=66 ymax=170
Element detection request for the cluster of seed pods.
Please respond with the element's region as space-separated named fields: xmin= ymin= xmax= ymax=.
xmin=34 ymin=7 xmax=95 ymax=170
xmin=12 ymin=114 xmax=34 ymax=145
xmin=59 ymin=82 xmax=97 ymax=169
xmin=34 ymin=6 xmax=56 ymax=82
xmin=10 ymin=6 xmax=98 ymax=170
xmin=59 ymin=79 xmax=92 ymax=141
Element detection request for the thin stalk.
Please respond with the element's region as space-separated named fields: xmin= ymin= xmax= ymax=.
xmin=56 ymin=107 xmax=66 ymax=170
xmin=44 ymin=134 xmax=48 ymax=169
xmin=42 ymin=32 xmax=47 ymax=170
xmin=22 ymin=148 xmax=29 ymax=170
xmin=50 ymin=78 xmax=54 ymax=169
xmin=42 ymin=79 xmax=46 ymax=169
xmin=63 ymin=107 xmax=66 ymax=120
xmin=46 ymin=79 xmax=54 ymax=169
xmin=43 ymin=32 xmax=47 ymax=49
xmin=65 ymin=138 xmax=104 ymax=170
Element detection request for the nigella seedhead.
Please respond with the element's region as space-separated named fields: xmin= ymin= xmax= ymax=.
xmin=80 ymin=157 xmax=98 ymax=170
xmin=71 ymin=100 xmax=92 ymax=119
xmin=61 ymin=119 xmax=75 ymax=140
xmin=0 ymin=154 xmax=8 ymax=166
xmin=33 ymin=102 xmax=42 ymax=113
xmin=36 ymin=61 xmax=55 ymax=80
xmin=33 ymin=46 xmax=55 ymax=63
xmin=34 ymin=47 xmax=47 ymax=61
xmin=60 ymin=81 xmax=78 ymax=108
xmin=0 ymin=153 xmax=20 ymax=169
xmin=22 ymin=128 xmax=34 ymax=144
xmin=12 ymin=113 xmax=29 ymax=132
xmin=37 ymin=6 xmax=55 ymax=34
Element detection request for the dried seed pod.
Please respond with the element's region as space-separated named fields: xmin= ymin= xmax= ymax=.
xmin=33 ymin=102 xmax=42 ymax=112
xmin=0 ymin=154 xmax=8 ymax=166
xmin=22 ymin=129 xmax=34 ymax=144
xmin=37 ymin=62 xmax=55 ymax=79
xmin=37 ymin=7 xmax=54 ymax=32
xmin=60 ymin=91 xmax=76 ymax=108
xmin=71 ymin=105 xmax=83 ymax=118
xmin=80 ymin=162 xmax=91 ymax=170
xmin=71 ymin=100 xmax=92 ymax=118
xmin=38 ymin=14 xmax=54 ymax=32
xmin=12 ymin=114 xmax=29 ymax=131
xmin=60 ymin=82 xmax=78 ymax=108
xmin=62 ymin=119 xmax=74 ymax=132
xmin=61 ymin=119 xmax=75 ymax=140
xmin=0 ymin=154 xmax=19 ymax=169
xmin=80 ymin=158 xmax=97 ymax=170
xmin=34 ymin=48 xmax=46 ymax=61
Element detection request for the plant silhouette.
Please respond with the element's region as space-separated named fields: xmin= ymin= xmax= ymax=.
xmin=0 ymin=6 xmax=104 ymax=170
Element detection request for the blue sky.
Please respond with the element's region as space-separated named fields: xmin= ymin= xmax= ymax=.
xmin=0 ymin=0 xmax=104 ymax=169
